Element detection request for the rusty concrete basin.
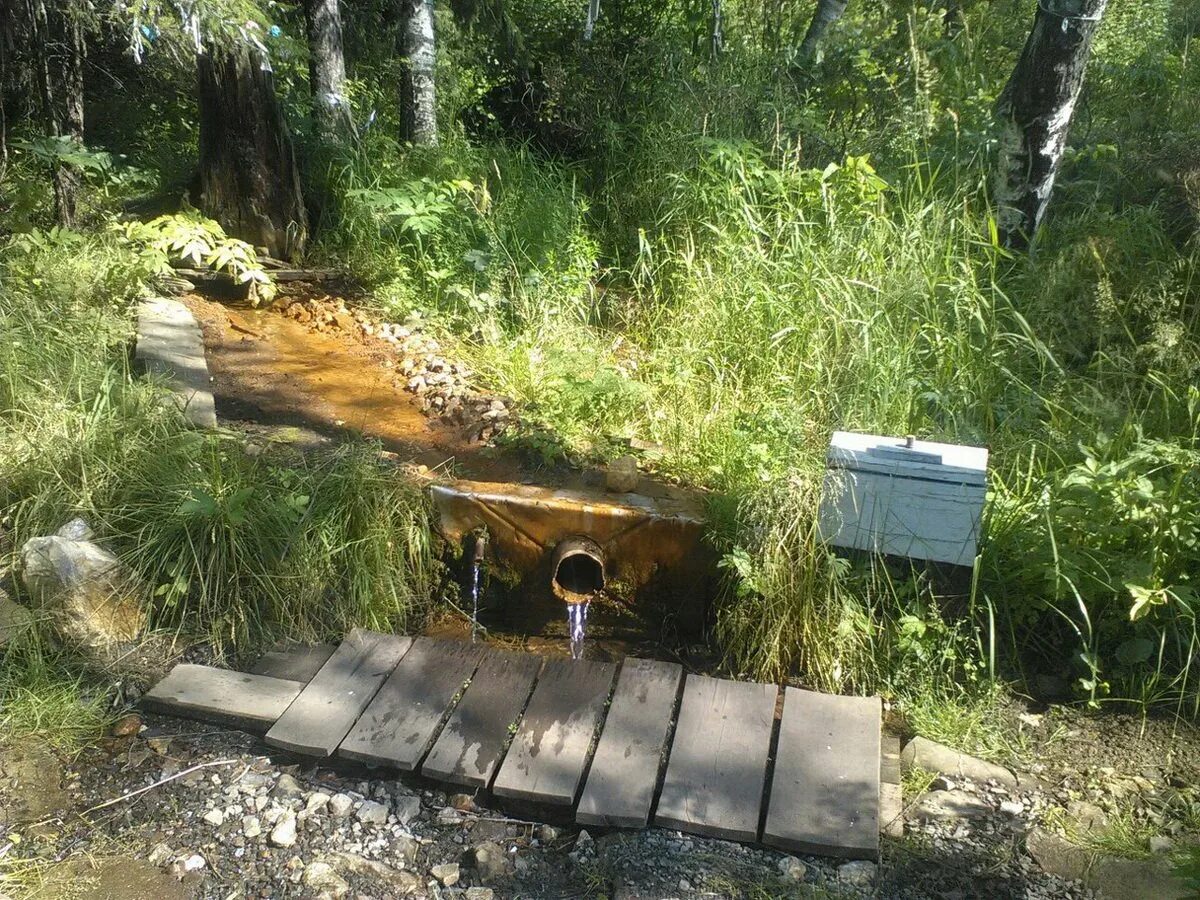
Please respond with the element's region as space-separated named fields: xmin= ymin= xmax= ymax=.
xmin=430 ymin=479 xmax=716 ymax=633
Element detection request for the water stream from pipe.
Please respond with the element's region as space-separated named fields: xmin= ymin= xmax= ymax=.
xmin=470 ymin=560 xmax=481 ymax=642
xmin=568 ymin=601 xmax=590 ymax=659
xmin=471 ymin=532 xmax=487 ymax=642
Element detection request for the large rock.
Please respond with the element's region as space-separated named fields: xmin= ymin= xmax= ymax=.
xmin=900 ymin=736 xmax=1018 ymax=788
xmin=19 ymin=522 xmax=145 ymax=654
xmin=909 ymin=788 xmax=993 ymax=822
xmin=1026 ymin=827 xmax=1191 ymax=900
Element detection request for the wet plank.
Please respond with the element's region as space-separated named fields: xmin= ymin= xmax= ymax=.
xmin=576 ymin=658 xmax=683 ymax=827
xmin=763 ymin=688 xmax=881 ymax=860
xmin=654 ymin=674 xmax=777 ymax=842
xmin=493 ymin=657 xmax=618 ymax=806
xmin=421 ymin=649 xmax=543 ymax=788
xmin=265 ymin=630 xmax=412 ymax=757
xmin=338 ymin=638 xmax=485 ymax=770
xmin=250 ymin=643 xmax=337 ymax=684
xmin=142 ymin=665 xmax=303 ymax=733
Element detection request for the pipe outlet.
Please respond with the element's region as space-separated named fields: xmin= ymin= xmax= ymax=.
xmin=551 ymin=536 xmax=605 ymax=604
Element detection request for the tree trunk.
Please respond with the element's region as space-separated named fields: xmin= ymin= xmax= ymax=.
xmin=798 ymin=0 xmax=848 ymax=61
xmin=994 ymin=0 xmax=1108 ymax=250
xmin=583 ymin=0 xmax=600 ymax=41
xmin=196 ymin=49 xmax=308 ymax=260
xmin=710 ymin=0 xmax=723 ymax=57
xmin=25 ymin=0 xmax=85 ymax=226
xmin=398 ymin=0 xmax=438 ymax=147
xmin=303 ymin=0 xmax=354 ymax=139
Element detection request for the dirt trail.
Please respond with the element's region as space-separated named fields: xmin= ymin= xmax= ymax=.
xmin=184 ymin=292 xmax=527 ymax=483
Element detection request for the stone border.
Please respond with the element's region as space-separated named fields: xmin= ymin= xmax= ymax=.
xmin=135 ymin=298 xmax=217 ymax=429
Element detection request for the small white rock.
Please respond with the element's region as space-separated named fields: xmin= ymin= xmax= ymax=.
xmin=778 ymin=856 xmax=807 ymax=881
xmin=431 ymin=862 xmax=460 ymax=886
xmin=394 ymin=793 xmax=421 ymax=825
xmin=178 ymin=853 xmax=206 ymax=874
xmin=147 ymin=843 xmax=174 ymax=867
xmin=357 ymin=799 xmax=389 ymax=826
xmin=304 ymin=791 xmax=332 ymax=816
xmin=242 ymin=816 xmax=262 ymax=839
xmin=270 ymin=815 xmax=298 ymax=848
xmin=328 ymin=793 xmax=354 ymax=818
xmin=202 ymin=808 xmax=225 ymax=827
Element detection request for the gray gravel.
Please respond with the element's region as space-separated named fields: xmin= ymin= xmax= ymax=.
xmin=0 ymin=713 xmax=1135 ymax=899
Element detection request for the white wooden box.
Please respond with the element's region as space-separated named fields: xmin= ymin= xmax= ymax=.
xmin=817 ymin=431 xmax=988 ymax=568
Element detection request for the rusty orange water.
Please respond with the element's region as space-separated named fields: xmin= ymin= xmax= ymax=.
xmin=184 ymin=293 xmax=524 ymax=481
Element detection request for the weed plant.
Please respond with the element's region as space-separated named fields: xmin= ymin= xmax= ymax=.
xmin=0 ymin=233 xmax=436 ymax=654
xmin=308 ymin=0 xmax=1200 ymax=731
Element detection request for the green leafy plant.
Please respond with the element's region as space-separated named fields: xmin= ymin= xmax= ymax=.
xmin=115 ymin=211 xmax=275 ymax=304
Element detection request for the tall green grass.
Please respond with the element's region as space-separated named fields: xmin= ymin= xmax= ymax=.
xmin=326 ymin=123 xmax=1200 ymax=721
xmin=0 ymin=233 xmax=437 ymax=653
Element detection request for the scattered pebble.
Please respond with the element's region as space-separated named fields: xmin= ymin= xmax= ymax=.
xmin=328 ymin=793 xmax=354 ymax=818
xmin=269 ymin=814 xmax=297 ymax=848
xmin=356 ymin=799 xmax=389 ymax=827
xmin=431 ymin=862 xmax=461 ymax=886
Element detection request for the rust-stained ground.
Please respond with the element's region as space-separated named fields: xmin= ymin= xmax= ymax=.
xmin=180 ymin=291 xmax=716 ymax=661
xmin=183 ymin=292 xmax=525 ymax=483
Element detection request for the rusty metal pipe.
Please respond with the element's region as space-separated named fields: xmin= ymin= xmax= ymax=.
xmin=550 ymin=535 xmax=605 ymax=604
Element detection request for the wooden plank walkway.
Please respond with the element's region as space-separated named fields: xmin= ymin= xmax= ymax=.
xmin=421 ymin=648 xmax=543 ymax=788
xmin=493 ymin=657 xmax=617 ymax=806
xmin=762 ymin=688 xmax=881 ymax=860
xmin=143 ymin=665 xmax=304 ymax=733
xmin=577 ymin=658 xmax=682 ymax=828
xmin=654 ymin=674 xmax=777 ymax=842
xmin=339 ymin=638 xmax=484 ymax=770
xmin=266 ymin=630 xmax=412 ymax=756
xmin=145 ymin=631 xmax=889 ymax=859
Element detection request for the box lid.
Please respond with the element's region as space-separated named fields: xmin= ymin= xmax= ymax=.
xmin=826 ymin=431 xmax=988 ymax=486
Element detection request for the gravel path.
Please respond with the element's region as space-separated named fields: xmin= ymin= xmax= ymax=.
xmin=0 ymin=711 xmax=1139 ymax=899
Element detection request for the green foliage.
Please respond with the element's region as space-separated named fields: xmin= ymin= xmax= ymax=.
xmin=990 ymin=416 xmax=1200 ymax=707
xmin=0 ymin=633 xmax=112 ymax=753
xmin=0 ymin=231 xmax=436 ymax=651
xmin=116 ymin=212 xmax=276 ymax=304
xmin=1 ymin=135 xmax=158 ymax=229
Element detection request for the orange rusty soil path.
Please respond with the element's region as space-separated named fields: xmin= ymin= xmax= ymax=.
xmin=184 ymin=292 xmax=532 ymax=483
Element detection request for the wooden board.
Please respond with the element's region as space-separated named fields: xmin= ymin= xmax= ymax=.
xmin=576 ymin=658 xmax=683 ymax=827
xmin=250 ymin=643 xmax=337 ymax=684
xmin=763 ymin=688 xmax=881 ymax=860
xmin=338 ymin=638 xmax=485 ymax=770
xmin=879 ymin=781 xmax=903 ymax=838
xmin=421 ymin=649 xmax=542 ymax=788
xmin=142 ymin=665 xmax=303 ymax=733
xmin=265 ymin=630 xmax=412 ymax=757
xmin=880 ymin=732 xmax=901 ymax=785
xmin=654 ymin=674 xmax=777 ymax=842
xmin=492 ymin=657 xmax=617 ymax=806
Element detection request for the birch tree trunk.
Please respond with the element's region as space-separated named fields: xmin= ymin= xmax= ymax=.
xmin=583 ymin=0 xmax=599 ymax=41
xmin=303 ymin=0 xmax=354 ymax=140
xmin=197 ymin=49 xmax=308 ymax=259
xmin=994 ymin=0 xmax=1108 ymax=250
xmin=799 ymin=0 xmax=848 ymax=61
xmin=399 ymin=0 xmax=438 ymax=147
xmin=710 ymin=0 xmax=723 ymax=57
